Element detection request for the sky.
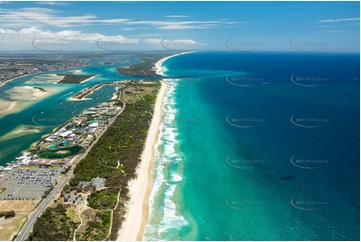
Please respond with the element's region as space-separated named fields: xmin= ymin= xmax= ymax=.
xmin=0 ymin=1 xmax=359 ymax=52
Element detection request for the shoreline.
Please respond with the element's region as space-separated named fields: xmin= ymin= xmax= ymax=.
xmin=154 ymin=51 xmax=195 ymax=76
xmin=80 ymin=75 xmax=97 ymax=83
xmin=116 ymin=52 xmax=194 ymax=241
xmin=0 ymin=64 xmax=90 ymax=87
xmin=0 ymin=73 xmax=34 ymax=86
xmin=116 ymin=80 xmax=168 ymax=241
xmin=0 ymin=86 xmax=66 ymax=119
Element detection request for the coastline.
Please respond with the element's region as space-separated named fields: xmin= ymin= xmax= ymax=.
xmin=0 ymin=86 xmax=66 ymax=119
xmin=116 ymin=51 xmax=194 ymax=241
xmin=80 ymin=75 xmax=97 ymax=83
xmin=154 ymin=51 xmax=195 ymax=76
xmin=0 ymin=73 xmax=34 ymax=87
xmin=116 ymin=80 xmax=167 ymax=241
xmin=0 ymin=64 xmax=90 ymax=87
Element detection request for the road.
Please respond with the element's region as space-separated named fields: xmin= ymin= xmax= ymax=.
xmin=15 ymin=176 xmax=69 ymax=241
xmin=16 ymin=94 xmax=125 ymax=241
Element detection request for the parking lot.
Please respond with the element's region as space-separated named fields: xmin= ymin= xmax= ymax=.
xmin=0 ymin=167 xmax=61 ymax=199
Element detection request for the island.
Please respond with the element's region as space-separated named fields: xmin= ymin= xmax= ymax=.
xmin=57 ymin=74 xmax=95 ymax=84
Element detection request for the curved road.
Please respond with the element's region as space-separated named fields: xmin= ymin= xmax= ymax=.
xmin=15 ymin=177 xmax=69 ymax=241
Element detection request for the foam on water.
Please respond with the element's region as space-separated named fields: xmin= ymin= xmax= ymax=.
xmin=170 ymin=173 xmax=183 ymax=182
xmin=146 ymin=52 xmax=360 ymax=240
xmin=144 ymin=80 xmax=189 ymax=240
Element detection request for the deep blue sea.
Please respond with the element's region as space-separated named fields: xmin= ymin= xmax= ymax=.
xmin=144 ymin=51 xmax=360 ymax=240
xmin=0 ymin=51 xmax=359 ymax=240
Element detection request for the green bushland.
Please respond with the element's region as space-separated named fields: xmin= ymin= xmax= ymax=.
xmin=88 ymin=190 xmax=117 ymax=210
xmin=117 ymin=53 xmax=170 ymax=77
xmin=27 ymin=205 xmax=79 ymax=241
xmin=57 ymin=74 xmax=94 ymax=84
xmin=29 ymin=82 xmax=161 ymax=241
xmin=76 ymin=210 xmax=111 ymax=241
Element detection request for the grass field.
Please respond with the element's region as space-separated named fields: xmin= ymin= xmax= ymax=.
xmin=0 ymin=214 xmax=27 ymax=241
xmin=0 ymin=199 xmax=39 ymax=241
xmin=67 ymin=208 xmax=81 ymax=224
xmin=0 ymin=199 xmax=39 ymax=212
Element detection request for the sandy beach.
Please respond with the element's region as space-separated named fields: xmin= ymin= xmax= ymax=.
xmin=79 ymin=75 xmax=97 ymax=83
xmin=0 ymin=86 xmax=65 ymax=119
xmin=25 ymin=74 xmax=64 ymax=85
xmin=154 ymin=51 xmax=195 ymax=76
xmin=116 ymin=80 xmax=168 ymax=241
xmin=116 ymin=52 xmax=194 ymax=241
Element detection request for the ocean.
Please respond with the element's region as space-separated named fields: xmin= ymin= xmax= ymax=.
xmin=144 ymin=51 xmax=360 ymax=240
xmin=0 ymin=51 xmax=359 ymax=240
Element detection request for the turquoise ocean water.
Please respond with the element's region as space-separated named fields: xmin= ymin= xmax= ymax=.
xmin=144 ymin=52 xmax=359 ymax=240
xmin=0 ymin=55 xmax=141 ymax=166
xmin=0 ymin=52 xmax=359 ymax=240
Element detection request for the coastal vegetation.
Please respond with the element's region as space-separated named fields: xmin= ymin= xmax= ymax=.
xmin=57 ymin=74 xmax=94 ymax=84
xmin=75 ymin=209 xmax=111 ymax=241
xmin=27 ymin=205 xmax=79 ymax=241
xmin=29 ymin=82 xmax=161 ymax=240
xmin=117 ymin=53 xmax=169 ymax=77
xmin=33 ymin=87 xmax=46 ymax=92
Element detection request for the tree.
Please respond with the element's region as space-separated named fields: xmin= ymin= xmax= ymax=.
xmin=4 ymin=210 xmax=15 ymax=218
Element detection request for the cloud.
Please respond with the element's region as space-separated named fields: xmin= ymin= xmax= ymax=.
xmin=319 ymin=18 xmax=360 ymax=23
xmin=315 ymin=25 xmax=338 ymax=28
xmin=0 ymin=27 xmax=140 ymax=44
xmin=0 ymin=7 xmax=242 ymax=29
xmin=36 ymin=1 xmax=68 ymax=6
xmin=324 ymin=30 xmax=345 ymax=33
xmin=119 ymin=27 xmax=135 ymax=31
xmin=144 ymin=38 xmax=204 ymax=50
xmin=124 ymin=20 xmax=241 ymax=30
xmin=143 ymin=38 xmax=165 ymax=44
xmin=0 ymin=7 xmax=128 ymax=28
